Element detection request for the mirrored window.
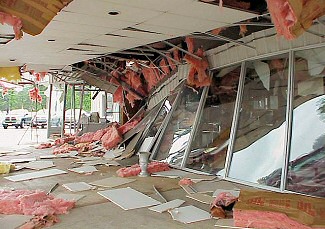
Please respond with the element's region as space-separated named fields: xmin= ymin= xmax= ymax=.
xmin=287 ymin=47 xmax=325 ymax=197
xmin=228 ymin=55 xmax=289 ymax=187
xmin=153 ymin=85 xmax=205 ymax=167
xmin=185 ymin=65 xmax=241 ymax=175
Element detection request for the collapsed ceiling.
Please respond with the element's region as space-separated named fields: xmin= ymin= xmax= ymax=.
xmin=0 ymin=0 xmax=324 ymax=101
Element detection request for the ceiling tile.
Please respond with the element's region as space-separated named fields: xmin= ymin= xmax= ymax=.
xmin=53 ymin=11 xmax=136 ymax=29
xmin=111 ymin=29 xmax=173 ymax=41
xmin=133 ymin=23 xmax=192 ymax=37
xmin=144 ymin=13 xmax=226 ymax=32
xmin=168 ymin=2 xmax=257 ymax=23
xmin=101 ymin=0 xmax=195 ymax=12
xmin=64 ymin=0 xmax=163 ymax=23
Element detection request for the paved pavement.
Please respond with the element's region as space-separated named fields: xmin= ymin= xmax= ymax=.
xmin=0 ymin=127 xmax=48 ymax=149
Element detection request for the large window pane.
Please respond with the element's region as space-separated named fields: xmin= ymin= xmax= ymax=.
xmin=288 ymin=47 xmax=325 ymax=197
xmin=185 ymin=65 xmax=241 ymax=175
xmin=153 ymin=85 xmax=204 ymax=167
xmin=228 ymin=55 xmax=289 ymax=187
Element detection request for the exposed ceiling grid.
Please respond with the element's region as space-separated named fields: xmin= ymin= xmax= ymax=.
xmin=0 ymin=0 xmax=257 ymax=71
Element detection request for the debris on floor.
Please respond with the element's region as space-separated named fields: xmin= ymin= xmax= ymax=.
xmin=0 ymin=190 xmax=75 ymax=216
xmin=98 ymin=187 xmax=161 ymax=210
xmin=0 ymin=162 xmax=14 ymax=174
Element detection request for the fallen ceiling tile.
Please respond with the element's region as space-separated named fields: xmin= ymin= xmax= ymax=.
xmin=24 ymin=160 xmax=55 ymax=170
xmin=169 ymin=205 xmax=211 ymax=224
xmin=148 ymin=199 xmax=185 ymax=213
xmin=55 ymin=193 xmax=86 ymax=202
xmin=98 ymin=187 xmax=161 ymax=210
xmin=4 ymin=168 xmax=67 ymax=182
xmin=63 ymin=182 xmax=95 ymax=192
xmin=90 ymin=177 xmax=136 ymax=188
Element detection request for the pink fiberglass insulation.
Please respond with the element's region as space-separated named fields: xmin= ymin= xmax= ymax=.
xmin=184 ymin=48 xmax=211 ymax=88
xmin=101 ymin=124 xmax=123 ymax=150
xmin=53 ymin=143 xmax=77 ymax=154
xmin=125 ymin=70 xmax=142 ymax=90
xmin=92 ymin=128 xmax=107 ymax=141
xmin=113 ymin=86 xmax=124 ymax=106
xmin=173 ymin=48 xmax=181 ymax=63
xmin=118 ymin=115 xmax=142 ymax=135
xmin=266 ymin=0 xmax=298 ymax=40
xmin=166 ymin=53 xmax=177 ymax=71
xmin=233 ymin=209 xmax=322 ymax=229
xmin=159 ymin=58 xmax=170 ymax=77
xmin=54 ymin=136 xmax=75 ymax=146
xmin=212 ymin=192 xmax=238 ymax=208
xmin=239 ymin=24 xmax=248 ymax=37
xmin=125 ymin=92 xmax=138 ymax=107
xmin=142 ymin=63 xmax=159 ymax=91
xmin=185 ymin=36 xmax=195 ymax=53
xmin=35 ymin=143 xmax=53 ymax=149
xmin=116 ymin=161 xmax=170 ymax=177
xmin=0 ymin=12 xmax=23 ymax=39
xmin=0 ymin=190 xmax=75 ymax=216
xmin=178 ymin=178 xmax=194 ymax=186
xmin=75 ymin=132 xmax=95 ymax=143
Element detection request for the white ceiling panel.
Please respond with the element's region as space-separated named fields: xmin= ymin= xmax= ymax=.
xmin=144 ymin=13 xmax=226 ymax=32
xmin=169 ymin=1 xmax=256 ymax=24
xmin=53 ymin=11 xmax=136 ymax=29
xmin=101 ymin=0 xmax=195 ymax=12
xmin=111 ymin=29 xmax=173 ymax=41
xmin=133 ymin=23 xmax=193 ymax=37
xmin=64 ymin=0 xmax=163 ymax=23
xmin=85 ymin=35 xmax=150 ymax=49
xmin=46 ymin=21 xmax=114 ymax=35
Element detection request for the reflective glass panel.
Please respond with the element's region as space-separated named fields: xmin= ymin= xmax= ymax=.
xmin=185 ymin=65 xmax=241 ymax=175
xmin=153 ymin=85 xmax=204 ymax=167
xmin=228 ymin=55 xmax=289 ymax=187
xmin=287 ymin=47 xmax=325 ymax=197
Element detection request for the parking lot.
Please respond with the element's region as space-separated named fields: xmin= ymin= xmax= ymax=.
xmin=0 ymin=127 xmax=48 ymax=149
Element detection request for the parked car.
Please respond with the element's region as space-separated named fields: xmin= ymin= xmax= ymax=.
xmin=2 ymin=114 xmax=24 ymax=129
xmin=31 ymin=115 xmax=47 ymax=128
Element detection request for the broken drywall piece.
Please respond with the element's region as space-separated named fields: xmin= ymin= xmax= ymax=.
xmin=0 ymin=214 xmax=33 ymax=229
xmin=77 ymin=159 xmax=120 ymax=167
xmin=56 ymin=193 xmax=85 ymax=202
xmin=169 ymin=205 xmax=211 ymax=224
xmin=3 ymin=151 xmax=31 ymax=156
xmin=4 ymin=168 xmax=67 ymax=182
xmin=39 ymin=155 xmax=56 ymax=159
xmin=24 ymin=160 xmax=55 ymax=170
xmin=0 ymin=157 xmax=37 ymax=163
xmin=215 ymin=219 xmax=237 ymax=228
xmin=213 ymin=189 xmax=240 ymax=198
xmin=68 ymin=165 xmax=98 ymax=174
xmin=152 ymin=169 xmax=192 ymax=178
xmin=186 ymin=193 xmax=214 ymax=205
xmin=148 ymin=199 xmax=185 ymax=213
xmin=98 ymin=187 xmax=161 ymax=210
xmin=63 ymin=182 xmax=95 ymax=192
xmin=180 ymin=185 xmax=197 ymax=195
xmin=90 ymin=177 xmax=136 ymax=188
xmin=103 ymin=148 xmax=123 ymax=160
xmin=184 ymin=174 xmax=216 ymax=182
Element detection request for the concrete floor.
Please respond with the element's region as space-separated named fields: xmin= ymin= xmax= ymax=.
xmin=0 ymin=135 xmax=250 ymax=229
